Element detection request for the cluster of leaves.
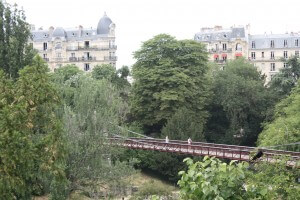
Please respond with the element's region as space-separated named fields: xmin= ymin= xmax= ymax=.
xmin=178 ymin=157 xmax=299 ymax=200
xmin=0 ymin=56 xmax=67 ymax=199
xmin=258 ymin=78 xmax=300 ymax=150
xmin=268 ymin=56 xmax=300 ymax=98
xmin=131 ymin=34 xmax=211 ymax=135
xmin=130 ymin=180 xmax=173 ymax=200
xmin=178 ymin=157 xmax=249 ymax=200
xmin=52 ymin=65 xmax=135 ymax=198
xmin=0 ymin=1 xmax=36 ymax=79
xmin=206 ymin=58 xmax=273 ymax=146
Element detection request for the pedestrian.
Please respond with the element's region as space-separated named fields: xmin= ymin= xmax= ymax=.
xmin=165 ymin=136 xmax=169 ymax=143
xmin=188 ymin=137 xmax=192 ymax=145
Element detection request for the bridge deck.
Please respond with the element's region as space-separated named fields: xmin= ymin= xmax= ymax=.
xmin=110 ymin=137 xmax=300 ymax=167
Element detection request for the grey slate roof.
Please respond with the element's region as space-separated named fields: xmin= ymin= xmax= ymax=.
xmin=194 ymin=27 xmax=246 ymax=42
xmin=249 ymin=34 xmax=300 ymax=49
xmin=30 ymin=13 xmax=114 ymax=42
xmin=97 ymin=13 xmax=113 ymax=35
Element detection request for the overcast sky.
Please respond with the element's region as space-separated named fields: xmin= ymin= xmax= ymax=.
xmin=6 ymin=0 xmax=300 ymax=68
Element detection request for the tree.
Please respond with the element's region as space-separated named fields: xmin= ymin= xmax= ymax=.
xmin=52 ymin=72 xmax=135 ymax=197
xmin=206 ymin=58 xmax=272 ymax=146
xmin=269 ymin=56 xmax=300 ymax=98
xmin=161 ymin=107 xmax=205 ymax=141
xmin=178 ymin=157 xmax=250 ymax=200
xmin=0 ymin=56 xmax=67 ymax=199
xmin=131 ymin=34 xmax=210 ymax=134
xmin=92 ymin=64 xmax=130 ymax=90
xmin=0 ymin=1 xmax=35 ymax=79
xmin=178 ymin=157 xmax=299 ymax=200
xmin=258 ymin=80 xmax=300 ymax=151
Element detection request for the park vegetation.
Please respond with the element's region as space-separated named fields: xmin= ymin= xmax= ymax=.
xmin=0 ymin=1 xmax=299 ymax=199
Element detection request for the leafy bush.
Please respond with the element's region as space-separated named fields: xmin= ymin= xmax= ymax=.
xmin=131 ymin=180 xmax=173 ymax=200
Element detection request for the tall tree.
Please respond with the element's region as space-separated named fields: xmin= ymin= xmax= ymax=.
xmin=258 ymin=80 xmax=300 ymax=151
xmin=269 ymin=56 xmax=300 ymax=98
xmin=0 ymin=1 xmax=35 ymax=79
xmin=131 ymin=34 xmax=210 ymax=134
xmin=206 ymin=58 xmax=271 ymax=146
xmin=0 ymin=56 xmax=67 ymax=199
xmin=52 ymin=70 xmax=135 ymax=197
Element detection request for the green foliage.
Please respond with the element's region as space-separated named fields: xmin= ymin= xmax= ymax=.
xmin=178 ymin=157 xmax=250 ymax=200
xmin=0 ymin=56 xmax=67 ymax=199
xmin=128 ymin=150 xmax=189 ymax=182
xmin=269 ymin=56 xmax=300 ymax=97
xmin=53 ymin=72 xmax=134 ymax=197
xmin=206 ymin=58 xmax=272 ymax=146
xmin=245 ymin=158 xmax=300 ymax=200
xmin=178 ymin=156 xmax=299 ymax=200
xmin=52 ymin=64 xmax=82 ymax=82
xmin=0 ymin=1 xmax=36 ymax=79
xmin=258 ymin=80 xmax=300 ymax=150
xmin=161 ymin=107 xmax=205 ymax=141
xmin=92 ymin=64 xmax=117 ymax=81
xmin=130 ymin=180 xmax=173 ymax=200
xmin=131 ymin=34 xmax=210 ymax=134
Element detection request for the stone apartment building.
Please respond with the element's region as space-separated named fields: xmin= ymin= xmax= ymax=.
xmin=194 ymin=26 xmax=300 ymax=82
xmin=29 ymin=13 xmax=117 ymax=72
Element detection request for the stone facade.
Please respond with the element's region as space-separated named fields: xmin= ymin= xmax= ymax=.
xmin=195 ymin=26 xmax=300 ymax=82
xmin=29 ymin=13 xmax=116 ymax=71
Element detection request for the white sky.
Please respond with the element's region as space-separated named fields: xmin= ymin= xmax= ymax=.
xmin=6 ymin=0 xmax=300 ymax=68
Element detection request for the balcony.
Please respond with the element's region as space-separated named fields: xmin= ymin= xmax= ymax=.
xmin=104 ymin=56 xmax=117 ymax=61
xmin=55 ymin=58 xmax=63 ymax=62
xmin=109 ymin=45 xmax=117 ymax=49
xmin=69 ymin=56 xmax=96 ymax=62
xmin=208 ymin=48 xmax=232 ymax=53
xmin=66 ymin=46 xmax=116 ymax=51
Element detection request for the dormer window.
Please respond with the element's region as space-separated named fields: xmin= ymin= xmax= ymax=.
xmin=44 ymin=34 xmax=48 ymax=38
xmin=86 ymin=32 xmax=89 ymax=36
xmin=271 ymin=40 xmax=275 ymax=48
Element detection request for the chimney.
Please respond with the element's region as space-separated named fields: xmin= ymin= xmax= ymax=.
xmin=78 ymin=25 xmax=83 ymax=37
xmin=49 ymin=26 xmax=54 ymax=35
xmin=30 ymin=24 xmax=35 ymax=31
xmin=214 ymin=25 xmax=223 ymax=31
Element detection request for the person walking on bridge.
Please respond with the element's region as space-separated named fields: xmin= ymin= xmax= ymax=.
xmin=165 ymin=136 xmax=169 ymax=143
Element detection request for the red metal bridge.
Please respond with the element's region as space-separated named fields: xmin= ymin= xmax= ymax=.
xmin=110 ymin=137 xmax=300 ymax=167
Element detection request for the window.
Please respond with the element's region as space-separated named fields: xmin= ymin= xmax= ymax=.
xmin=271 ymin=51 xmax=275 ymax=59
xmin=270 ymin=74 xmax=274 ymax=80
xmin=295 ymin=50 xmax=299 ymax=57
xmin=215 ymin=44 xmax=219 ymax=50
xmin=86 ymin=32 xmax=89 ymax=36
xmin=84 ymin=63 xmax=90 ymax=71
xmin=284 ymin=51 xmax=288 ymax=59
xmin=55 ymin=42 xmax=62 ymax=49
xmin=72 ymin=33 xmax=75 ymax=37
xmin=43 ymin=42 xmax=47 ymax=50
xmin=84 ymin=41 xmax=89 ymax=48
xmin=222 ymin=55 xmax=227 ymax=61
xmin=236 ymin=43 xmax=242 ymax=51
xmin=44 ymin=34 xmax=48 ymax=38
xmin=284 ymin=40 xmax=288 ymax=47
xmin=222 ymin=43 xmax=227 ymax=51
xmin=251 ymin=52 xmax=256 ymax=59
xmin=251 ymin=41 xmax=255 ymax=49
xmin=43 ymin=54 xmax=47 ymax=58
xmin=270 ymin=63 xmax=275 ymax=71
xmin=270 ymin=40 xmax=275 ymax=48
xmin=71 ymin=53 xmax=75 ymax=57
xmin=261 ymin=52 xmax=264 ymax=58
xmin=295 ymin=39 xmax=299 ymax=47
xmin=56 ymin=53 xmax=61 ymax=58
xmin=284 ymin=62 xmax=288 ymax=68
